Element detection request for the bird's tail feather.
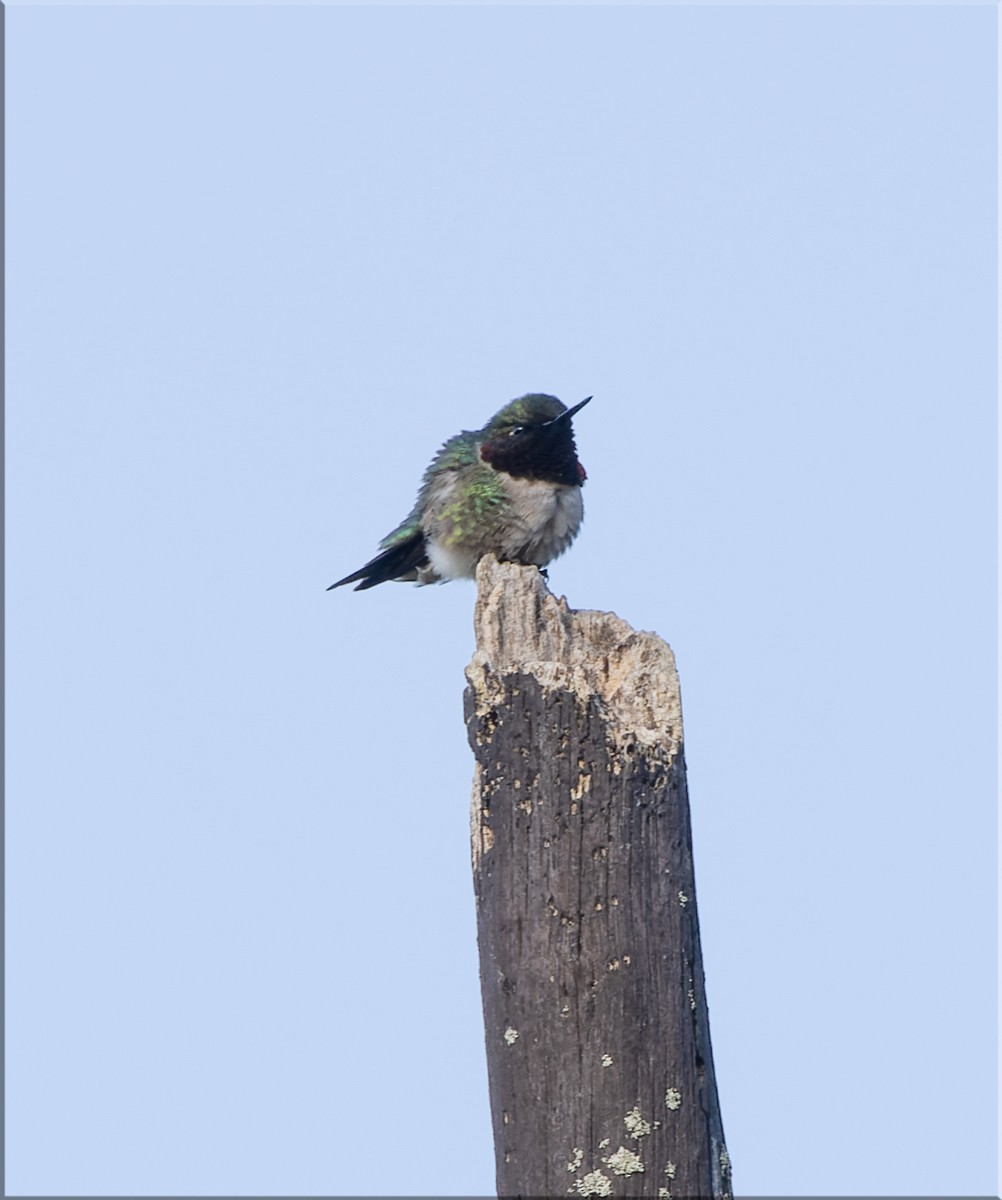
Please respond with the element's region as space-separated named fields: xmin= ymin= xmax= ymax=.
xmin=327 ymin=532 xmax=429 ymax=591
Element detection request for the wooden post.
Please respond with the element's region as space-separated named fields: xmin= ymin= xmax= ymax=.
xmin=465 ymin=557 xmax=730 ymax=1200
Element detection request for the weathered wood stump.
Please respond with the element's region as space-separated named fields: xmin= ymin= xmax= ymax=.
xmin=465 ymin=556 xmax=730 ymax=1200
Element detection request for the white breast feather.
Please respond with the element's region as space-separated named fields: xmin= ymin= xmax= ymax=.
xmin=420 ymin=466 xmax=584 ymax=583
xmin=498 ymin=476 xmax=584 ymax=566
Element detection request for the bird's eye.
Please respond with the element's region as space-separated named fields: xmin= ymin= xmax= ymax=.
xmin=508 ymin=426 xmax=524 ymax=437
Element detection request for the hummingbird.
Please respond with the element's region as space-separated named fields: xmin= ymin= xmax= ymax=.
xmin=328 ymin=393 xmax=591 ymax=591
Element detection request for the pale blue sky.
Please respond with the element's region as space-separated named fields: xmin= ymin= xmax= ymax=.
xmin=6 ymin=3 xmax=997 ymax=1196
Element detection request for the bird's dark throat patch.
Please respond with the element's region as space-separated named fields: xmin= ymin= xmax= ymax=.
xmin=480 ymin=425 xmax=584 ymax=487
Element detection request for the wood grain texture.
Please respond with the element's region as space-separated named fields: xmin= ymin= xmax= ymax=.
xmin=465 ymin=557 xmax=730 ymax=1200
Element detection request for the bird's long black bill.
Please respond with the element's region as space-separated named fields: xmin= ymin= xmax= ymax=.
xmin=545 ymin=395 xmax=592 ymax=426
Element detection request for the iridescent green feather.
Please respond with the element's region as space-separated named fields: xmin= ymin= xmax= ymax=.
xmin=377 ymin=430 xmax=481 ymax=549
xmin=434 ymin=463 xmax=507 ymax=547
xmin=376 ymin=395 xmax=565 ymax=550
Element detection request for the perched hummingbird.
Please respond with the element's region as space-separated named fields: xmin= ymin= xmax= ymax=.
xmin=328 ymin=393 xmax=591 ymax=591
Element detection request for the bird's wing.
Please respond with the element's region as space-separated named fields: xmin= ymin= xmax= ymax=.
xmin=327 ymin=432 xmax=482 ymax=591
xmin=376 ymin=430 xmax=481 ymax=548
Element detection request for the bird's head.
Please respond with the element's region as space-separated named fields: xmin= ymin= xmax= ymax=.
xmin=479 ymin=394 xmax=591 ymax=486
